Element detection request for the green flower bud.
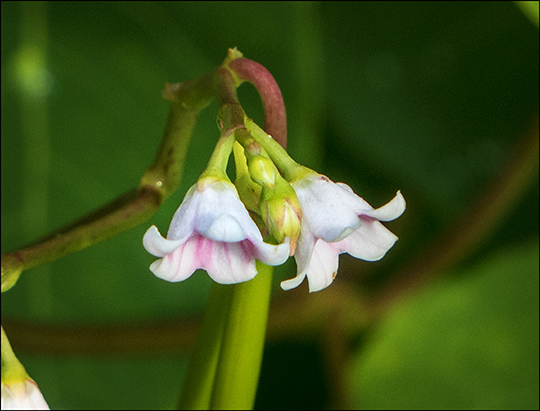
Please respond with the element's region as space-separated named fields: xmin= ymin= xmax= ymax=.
xmin=248 ymin=155 xmax=278 ymax=189
xmin=260 ymin=175 xmax=302 ymax=255
xmin=233 ymin=141 xmax=262 ymax=214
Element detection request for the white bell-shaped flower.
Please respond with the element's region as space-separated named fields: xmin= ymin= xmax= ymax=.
xmin=143 ymin=177 xmax=290 ymax=284
xmin=282 ymin=174 xmax=405 ymax=292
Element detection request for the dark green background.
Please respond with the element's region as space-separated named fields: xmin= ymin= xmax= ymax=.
xmin=2 ymin=2 xmax=538 ymax=409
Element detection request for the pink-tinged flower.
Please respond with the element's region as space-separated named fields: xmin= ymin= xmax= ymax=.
xmin=281 ymin=174 xmax=406 ymax=292
xmin=143 ymin=177 xmax=290 ymax=284
xmin=1 ymin=378 xmax=49 ymax=410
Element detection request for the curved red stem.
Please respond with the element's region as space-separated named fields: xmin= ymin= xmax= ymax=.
xmin=229 ymin=58 xmax=287 ymax=149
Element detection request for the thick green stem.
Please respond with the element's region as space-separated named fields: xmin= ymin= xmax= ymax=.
xmin=178 ymin=263 xmax=273 ymax=410
xmin=210 ymin=261 xmax=273 ymax=410
xmin=177 ymin=284 xmax=233 ymax=410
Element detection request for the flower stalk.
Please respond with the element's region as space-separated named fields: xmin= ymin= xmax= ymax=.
xmin=210 ymin=261 xmax=273 ymax=410
xmin=228 ymin=57 xmax=288 ymax=148
xmin=177 ymin=284 xmax=232 ymax=410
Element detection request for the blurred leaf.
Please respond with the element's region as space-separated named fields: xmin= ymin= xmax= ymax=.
xmin=516 ymin=1 xmax=539 ymax=26
xmin=349 ymin=240 xmax=539 ymax=410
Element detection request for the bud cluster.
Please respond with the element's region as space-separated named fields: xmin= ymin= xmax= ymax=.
xmin=233 ymin=127 xmax=302 ymax=256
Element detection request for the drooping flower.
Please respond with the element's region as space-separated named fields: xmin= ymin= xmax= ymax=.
xmin=281 ymin=173 xmax=406 ymax=292
xmin=143 ymin=176 xmax=290 ymax=284
xmin=1 ymin=378 xmax=50 ymax=410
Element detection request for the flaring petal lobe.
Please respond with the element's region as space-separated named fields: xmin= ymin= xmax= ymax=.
xmin=143 ymin=226 xmax=186 ymax=257
xmin=336 ymin=218 xmax=398 ymax=261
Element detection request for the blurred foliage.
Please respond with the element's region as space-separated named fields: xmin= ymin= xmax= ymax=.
xmin=1 ymin=1 xmax=538 ymax=410
xmin=350 ymin=241 xmax=539 ymax=410
xmin=516 ymin=1 xmax=539 ymax=26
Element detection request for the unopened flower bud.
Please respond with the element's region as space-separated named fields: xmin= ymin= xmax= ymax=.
xmin=248 ymin=155 xmax=278 ymax=189
xmin=260 ymin=176 xmax=302 ymax=255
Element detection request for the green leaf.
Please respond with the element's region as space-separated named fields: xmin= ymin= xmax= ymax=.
xmin=349 ymin=240 xmax=539 ymax=410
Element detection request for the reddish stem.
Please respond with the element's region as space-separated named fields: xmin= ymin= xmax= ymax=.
xmin=229 ymin=58 xmax=287 ymax=149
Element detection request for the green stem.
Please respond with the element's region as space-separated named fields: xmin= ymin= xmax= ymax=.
xmin=200 ymin=127 xmax=237 ymax=179
xmin=3 ymin=187 xmax=159 ymax=275
xmin=178 ymin=263 xmax=273 ymax=410
xmin=139 ymin=97 xmax=211 ymax=194
xmin=177 ymin=284 xmax=233 ymax=410
xmin=245 ymin=119 xmax=307 ymax=182
xmin=210 ymin=261 xmax=273 ymax=410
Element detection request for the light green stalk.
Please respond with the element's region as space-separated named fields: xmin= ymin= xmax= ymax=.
xmin=245 ymin=118 xmax=311 ymax=182
xmin=199 ymin=127 xmax=237 ymax=181
xmin=177 ymin=284 xmax=232 ymax=410
xmin=178 ymin=262 xmax=273 ymax=410
xmin=210 ymin=261 xmax=273 ymax=410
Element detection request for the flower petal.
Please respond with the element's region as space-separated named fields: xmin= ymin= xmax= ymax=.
xmin=292 ymin=227 xmax=317 ymax=276
xmin=192 ymin=179 xmax=264 ymax=243
xmin=280 ymin=271 xmax=307 ymax=291
xmin=203 ymin=240 xmax=258 ymax=284
xmin=1 ymin=380 xmax=50 ymax=410
xmin=149 ymin=234 xmax=260 ymax=284
xmin=149 ymin=237 xmax=200 ymax=282
xmin=304 ymin=240 xmax=341 ymax=292
xmin=357 ymin=191 xmax=406 ymax=221
xmin=250 ymin=237 xmax=291 ymax=266
xmin=281 ymin=232 xmax=340 ymax=293
xmin=293 ymin=176 xmax=362 ymax=243
xmin=167 ymin=185 xmax=198 ymax=241
xmin=282 ymin=238 xmax=341 ymax=292
xmin=338 ymin=217 xmax=399 ymax=261
xmin=143 ymin=225 xmax=186 ymax=257
xmin=201 ymin=213 xmax=247 ymax=242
